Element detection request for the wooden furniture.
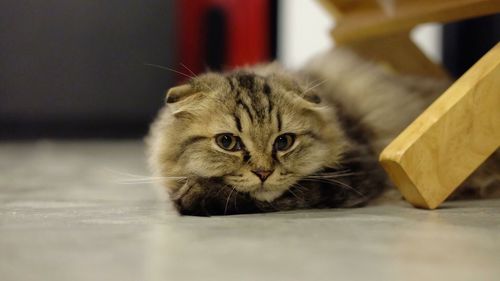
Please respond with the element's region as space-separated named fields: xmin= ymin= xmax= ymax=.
xmin=319 ymin=0 xmax=500 ymax=44
xmin=345 ymin=32 xmax=448 ymax=78
xmin=380 ymin=44 xmax=500 ymax=209
xmin=318 ymin=0 xmax=500 ymax=209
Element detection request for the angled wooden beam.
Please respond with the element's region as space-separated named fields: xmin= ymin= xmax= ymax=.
xmin=345 ymin=32 xmax=449 ymax=78
xmin=318 ymin=0 xmax=500 ymax=44
xmin=380 ymin=43 xmax=500 ymax=209
xmin=317 ymin=0 xmax=454 ymax=78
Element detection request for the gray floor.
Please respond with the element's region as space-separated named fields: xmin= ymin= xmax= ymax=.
xmin=1 ymin=141 xmax=499 ymax=281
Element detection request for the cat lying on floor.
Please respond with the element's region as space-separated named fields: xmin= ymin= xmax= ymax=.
xmin=146 ymin=47 xmax=499 ymax=216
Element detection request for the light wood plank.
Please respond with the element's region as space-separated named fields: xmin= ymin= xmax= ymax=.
xmin=379 ymin=43 xmax=500 ymax=209
xmin=345 ymin=32 xmax=449 ymax=78
xmin=318 ymin=0 xmax=500 ymax=44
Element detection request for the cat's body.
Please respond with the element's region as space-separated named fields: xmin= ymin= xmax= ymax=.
xmin=147 ymin=47 xmax=499 ymax=216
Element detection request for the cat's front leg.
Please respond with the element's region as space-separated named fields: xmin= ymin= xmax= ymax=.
xmin=171 ymin=178 xmax=227 ymax=216
xmin=171 ymin=178 xmax=262 ymax=216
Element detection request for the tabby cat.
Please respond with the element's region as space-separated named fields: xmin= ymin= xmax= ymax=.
xmin=147 ymin=47 xmax=499 ymax=216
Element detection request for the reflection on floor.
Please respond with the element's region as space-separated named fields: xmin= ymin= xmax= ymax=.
xmin=1 ymin=141 xmax=499 ymax=281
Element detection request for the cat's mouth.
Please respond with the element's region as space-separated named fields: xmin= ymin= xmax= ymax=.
xmin=223 ymin=175 xmax=295 ymax=202
xmin=223 ymin=175 xmax=290 ymax=202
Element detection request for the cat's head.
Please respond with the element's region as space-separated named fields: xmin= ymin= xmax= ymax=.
xmin=149 ymin=66 xmax=346 ymax=202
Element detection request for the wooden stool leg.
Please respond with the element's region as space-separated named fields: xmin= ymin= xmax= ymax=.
xmin=380 ymin=43 xmax=500 ymax=209
xmin=344 ymin=32 xmax=449 ymax=79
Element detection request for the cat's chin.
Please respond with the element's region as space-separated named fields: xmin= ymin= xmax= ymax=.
xmin=250 ymin=189 xmax=285 ymax=202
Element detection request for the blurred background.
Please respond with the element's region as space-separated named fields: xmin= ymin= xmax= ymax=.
xmin=1 ymin=0 xmax=499 ymax=139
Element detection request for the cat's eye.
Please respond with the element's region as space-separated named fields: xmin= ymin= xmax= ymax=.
xmin=274 ymin=133 xmax=295 ymax=151
xmin=215 ymin=134 xmax=242 ymax=151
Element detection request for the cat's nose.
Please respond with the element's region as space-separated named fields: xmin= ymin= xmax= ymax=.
xmin=252 ymin=169 xmax=274 ymax=182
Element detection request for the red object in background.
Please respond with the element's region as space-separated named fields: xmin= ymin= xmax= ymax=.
xmin=177 ymin=0 xmax=272 ymax=80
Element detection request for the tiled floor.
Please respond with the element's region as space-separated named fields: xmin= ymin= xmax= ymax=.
xmin=1 ymin=141 xmax=499 ymax=281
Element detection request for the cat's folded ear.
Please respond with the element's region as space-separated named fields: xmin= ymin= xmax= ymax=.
xmin=165 ymin=84 xmax=199 ymax=104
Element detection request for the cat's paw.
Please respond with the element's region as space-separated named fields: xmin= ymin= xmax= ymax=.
xmin=171 ymin=179 xmax=262 ymax=216
xmin=171 ymin=181 xmax=221 ymax=216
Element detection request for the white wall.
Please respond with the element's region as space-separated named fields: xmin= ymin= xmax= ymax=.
xmin=278 ymin=0 xmax=442 ymax=69
xmin=411 ymin=23 xmax=443 ymax=63
xmin=278 ymin=0 xmax=332 ymax=69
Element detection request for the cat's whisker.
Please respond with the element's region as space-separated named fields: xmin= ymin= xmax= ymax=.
xmin=114 ymin=179 xmax=186 ymax=185
xmin=306 ymin=174 xmax=362 ymax=180
xmin=307 ymin=171 xmax=360 ymax=178
xmin=314 ymin=169 xmax=353 ymax=175
xmin=261 ymin=197 xmax=278 ymax=211
xmin=143 ymin=63 xmax=194 ymax=79
xmin=287 ymin=188 xmax=302 ymax=201
xmin=105 ymin=168 xmax=187 ymax=181
xmin=231 ymin=187 xmax=239 ymax=211
xmin=303 ymin=79 xmax=327 ymax=94
xmin=290 ymin=183 xmax=307 ymax=196
xmin=224 ymin=187 xmax=236 ymax=215
xmin=292 ymin=181 xmax=307 ymax=188
xmin=317 ymin=168 xmax=352 ymax=173
xmin=104 ymin=168 xmax=155 ymax=179
xmin=179 ymin=62 xmax=217 ymax=92
xmin=301 ymin=178 xmax=365 ymax=198
xmin=340 ymin=157 xmax=375 ymax=163
xmin=116 ymin=176 xmax=186 ymax=181
xmin=179 ymin=63 xmax=197 ymax=78
xmin=115 ymin=181 xmax=159 ymax=185
xmin=304 ymin=176 xmax=350 ymax=180
xmin=115 ymin=178 xmax=160 ymax=183
xmin=304 ymin=174 xmax=351 ymax=179
xmin=112 ymin=175 xmax=187 ymax=185
xmin=304 ymin=78 xmax=322 ymax=91
xmin=307 ymin=169 xmax=365 ymax=179
xmin=214 ymin=184 xmax=230 ymax=197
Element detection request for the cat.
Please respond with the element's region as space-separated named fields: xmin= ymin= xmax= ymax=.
xmin=146 ymin=47 xmax=499 ymax=216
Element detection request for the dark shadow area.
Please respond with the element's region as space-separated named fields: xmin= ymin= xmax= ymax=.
xmin=443 ymin=14 xmax=500 ymax=78
xmin=1 ymin=0 xmax=279 ymax=139
xmin=0 ymin=0 xmax=176 ymax=139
